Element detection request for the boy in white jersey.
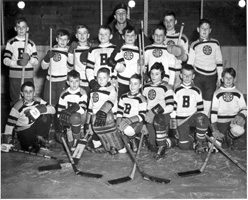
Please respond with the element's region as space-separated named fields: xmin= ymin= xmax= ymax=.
xmin=144 ymin=25 xmax=176 ymax=86
xmin=117 ymin=74 xmax=147 ymax=152
xmin=187 ymin=18 xmax=223 ymax=117
xmin=86 ymin=25 xmax=125 ymax=92
xmin=174 ymin=64 xmax=209 ymax=153
xmin=67 ymin=25 xmax=91 ymax=94
xmin=57 ymin=70 xmax=88 ymax=149
xmin=143 ymin=62 xmax=176 ymax=160
xmin=211 ymin=68 xmax=246 ymax=150
xmin=3 ymin=17 xmax=39 ymax=106
xmin=41 ymin=29 xmax=71 ymax=106
xmin=118 ymin=26 xmax=141 ymax=100
xmin=2 ymin=81 xmax=55 ymax=152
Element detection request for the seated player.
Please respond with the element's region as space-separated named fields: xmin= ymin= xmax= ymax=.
xmin=2 ymin=81 xmax=55 ymax=153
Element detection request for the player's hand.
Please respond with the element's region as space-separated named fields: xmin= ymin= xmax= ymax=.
xmin=24 ymin=108 xmax=41 ymax=123
xmin=94 ymin=110 xmax=107 ymax=127
xmin=216 ymin=79 xmax=222 ymax=88
xmin=106 ymin=57 xmax=117 ymax=69
xmin=212 ymin=130 xmax=224 ymax=140
xmin=89 ymin=79 xmax=100 ymax=91
xmin=118 ymin=118 xmax=132 ymax=132
xmin=68 ymin=41 xmax=78 ymax=54
xmin=44 ymin=50 xmax=55 ymax=62
xmin=231 ymin=115 xmax=246 ymax=127
xmin=145 ymin=110 xmax=155 ymax=123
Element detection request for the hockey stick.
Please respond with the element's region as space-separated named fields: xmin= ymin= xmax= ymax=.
xmin=107 ymin=130 xmax=145 ymax=185
xmin=119 ymin=132 xmax=171 ymax=184
xmin=177 ymin=23 xmax=184 ymax=46
xmin=21 ymin=32 xmax=29 ymax=86
xmin=177 ymin=135 xmax=217 ymax=177
xmin=205 ymin=135 xmax=246 ymax=173
xmin=61 ymin=136 xmax=103 ymax=178
xmin=49 ymin=28 xmax=52 ymax=105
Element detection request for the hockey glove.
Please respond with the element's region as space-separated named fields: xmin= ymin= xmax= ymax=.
xmin=24 ymin=107 xmax=42 ymax=123
xmin=80 ymin=51 xmax=88 ymax=65
xmin=43 ymin=50 xmax=55 ymax=62
xmin=167 ymin=45 xmax=187 ymax=61
xmin=68 ymin=41 xmax=78 ymax=54
xmin=106 ymin=57 xmax=117 ymax=70
xmin=94 ymin=110 xmax=107 ymax=127
xmin=89 ymin=79 xmax=100 ymax=91
xmin=17 ymin=53 xmax=29 ymax=66
xmin=230 ymin=123 xmax=245 ymax=137
xmin=231 ymin=113 xmax=246 ymax=127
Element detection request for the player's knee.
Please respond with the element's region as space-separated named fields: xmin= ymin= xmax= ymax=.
xmin=195 ymin=112 xmax=209 ymax=128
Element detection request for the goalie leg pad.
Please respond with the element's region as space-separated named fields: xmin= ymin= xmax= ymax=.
xmin=154 ymin=114 xmax=170 ymax=146
xmin=123 ymin=122 xmax=143 ymax=138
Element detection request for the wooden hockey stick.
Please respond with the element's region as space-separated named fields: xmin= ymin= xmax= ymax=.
xmin=107 ymin=130 xmax=145 ymax=185
xmin=119 ymin=132 xmax=171 ymax=184
xmin=206 ymin=135 xmax=246 ymax=173
xmin=21 ymin=32 xmax=29 ymax=86
xmin=61 ymin=136 xmax=103 ymax=178
xmin=49 ymin=28 xmax=52 ymax=105
xmin=177 ymin=23 xmax=184 ymax=46
xmin=177 ymin=135 xmax=217 ymax=177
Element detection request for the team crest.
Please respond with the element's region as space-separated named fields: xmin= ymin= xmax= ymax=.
xmin=167 ymin=40 xmax=175 ymax=46
xmin=53 ymin=52 xmax=61 ymax=62
xmin=148 ymin=89 xmax=156 ymax=100
xmin=222 ymin=92 xmax=233 ymax=102
xmin=124 ymin=51 xmax=134 ymax=60
xmin=202 ymin=45 xmax=212 ymax=55
xmin=152 ymin=49 xmax=163 ymax=58
xmin=92 ymin=92 xmax=99 ymax=103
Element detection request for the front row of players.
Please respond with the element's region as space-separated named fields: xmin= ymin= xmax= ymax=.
xmin=2 ymin=63 xmax=246 ymax=161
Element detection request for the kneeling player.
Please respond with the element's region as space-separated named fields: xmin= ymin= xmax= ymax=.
xmin=86 ymin=67 xmax=123 ymax=154
xmin=57 ymin=70 xmax=88 ymax=150
xmin=143 ymin=62 xmax=177 ymax=160
xmin=117 ymin=74 xmax=147 ymax=152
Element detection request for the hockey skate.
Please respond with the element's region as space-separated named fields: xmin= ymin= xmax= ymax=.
xmin=194 ymin=140 xmax=209 ymax=154
xmin=154 ymin=145 xmax=167 ymax=161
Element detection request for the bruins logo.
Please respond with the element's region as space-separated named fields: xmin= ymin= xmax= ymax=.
xmin=92 ymin=92 xmax=99 ymax=103
xmin=53 ymin=52 xmax=61 ymax=62
xmin=148 ymin=89 xmax=156 ymax=100
xmin=167 ymin=40 xmax=175 ymax=46
xmin=152 ymin=49 xmax=163 ymax=58
xmin=124 ymin=51 xmax=134 ymax=60
xmin=202 ymin=45 xmax=212 ymax=55
xmin=222 ymin=92 xmax=233 ymax=102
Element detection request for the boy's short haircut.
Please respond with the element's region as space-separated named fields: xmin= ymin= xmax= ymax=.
xmin=198 ymin=18 xmax=211 ymax=27
xmin=67 ymin=69 xmax=80 ymax=80
xmin=99 ymin=25 xmax=112 ymax=34
xmin=163 ymin=10 xmax=176 ymax=19
xmin=222 ymin=67 xmax=236 ymax=79
xmin=130 ymin=73 xmax=142 ymax=82
xmin=76 ymin=24 xmax=89 ymax=32
xmin=15 ymin=17 xmax=28 ymax=26
xmin=21 ymin=81 xmax=35 ymax=92
xmin=123 ymin=25 xmax=137 ymax=35
xmin=181 ymin=64 xmax=195 ymax=74
xmin=97 ymin=67 xmax=110 ymax=76
xmin=57 ymin=29 xmax=70 ymax=38
xmin=150 ymin=62 xmax=165 ymax=78
xmin=152 ymin=25 xmax=166 ymax=35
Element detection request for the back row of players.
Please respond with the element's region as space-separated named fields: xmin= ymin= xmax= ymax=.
xmin=3 ymin=5 xmax=246 ymax=160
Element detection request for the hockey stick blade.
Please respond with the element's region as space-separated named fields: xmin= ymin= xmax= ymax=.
xmin=177 ymin=169 xmax=201 ymax=177
xmin=61 ymin=136 xmax=103 ymax=179
xmin=107 ymin=176 xmax=132 ymax=185
xmin=38 ymin=164 xmax=62 ymax=171
xmin=142 ymin=171 xmax=171 ymax=184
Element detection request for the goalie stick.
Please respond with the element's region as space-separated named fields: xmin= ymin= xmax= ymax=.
xmin=119 ymin=132 xmax=171 ymax=184
xmin=61 ymin=136 xmax=103 ymax=178
xmin=177 ymin=135 xmax=217 ymax=177
xmin=107 ymin=130 xmax=145 ymax=185
xmin=206 ymin=135 xmax=246 ymax=173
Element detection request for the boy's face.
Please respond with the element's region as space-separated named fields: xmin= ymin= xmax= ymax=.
xmin=197 ymin=23 xmax=211 ymax=39
xmin=67 ymin=77 xmax=80 ymax=91
xmin=150 ymin=69 xmax=162 ymax=84
xmin=97 ymin=72 xmax=110 ymax=87
xmin=123 ymin=30 xmax=136 ymax=45
xmin=21 ymin=86 xmax=35 ymax=103
xmin=222 ymin=73 xmax=235 ymax=88
xmin=15 ymin=21 xmax=29 ymax=37
xmin=180 ymin=69 xmax=195 ymax=85
xmin=152 ymin=29 xmax=165 ymax=45
xmin=76 ymin=28 xmax=90 ymax=43
xmin=163 ymin=15 xmax=177 ymax=32
xmin=98 ymin=28 xmax=112 ymax=44
xmin=56 ymin=35 xmax=70 ymax=48
xmin=129 ymin=78 xmax=141 ymax=94
xmin=114 ymin=9 xmax=127 ymax=24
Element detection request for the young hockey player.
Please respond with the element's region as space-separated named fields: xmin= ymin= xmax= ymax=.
xmin=117 ymin=73 xmax=147 ymax=152
xmin=144 ymin=25 xmax=176 ymax=86
xmin=174 ymin=64 xmax=209 ymax=153
xmin=211 ymin=67 xmax=247 ymax=150
xmin=2 ymin=81 xmax=55 ymax=152
xmin=163 ymin=10 xmax=189 ymax=88
xmin=86 ymin=68 xmax=123 ymax=155
xmin=187 ymin=18 xmax=223 ymax=117
xmin=57 ymin=70 xmax=88 ymax=150
xmin=143 ymin=62 xmax=176 ymax=160
xmin=118 ymin=25 xmax=141 ymax=99
xmin=41 ymin=29 xmax=70 ymax=107
xmin=67 ymin=25 xmax=91 ymax=94
xmin=3 ymin=17 xmax=39 ymax=106
xmin=86 ymin=25 xmax=125 ymax=92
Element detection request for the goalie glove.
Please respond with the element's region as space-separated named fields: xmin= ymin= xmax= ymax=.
xmin=167 ymin=45 xmax=187 ymax=61
xmin=106 ymin=57 xmax=117 ymax=70
xmin=43 ymin=50 xmax=55 ymax=62
xmin=230 ymin=123 xmax=245 ymax=137
xmin=94 ymin=110 xmax=107 ymax=127
xmin=232 ymin=113 xmax=246 ymax=127
xmin=89 ymin=79 xmax=100 ymax=91
xmin=24 ymin=105 xmax=47 ymax=123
